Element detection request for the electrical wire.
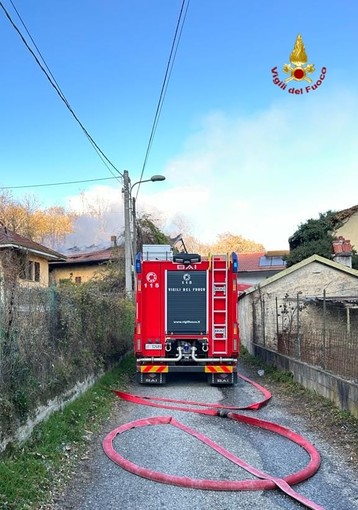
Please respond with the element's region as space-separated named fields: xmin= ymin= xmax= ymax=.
xmin=0 ymin=1 xmax=123 ymax=180
xmin=1 ymin=0 xmax=190 ymax=195
xmin=0 ymin=176 xmax=119 ymax=190
xmin=135 ymin=0 xmax=190 ymax=199
xmin=9 ymin=0 xmax=67 ymax=102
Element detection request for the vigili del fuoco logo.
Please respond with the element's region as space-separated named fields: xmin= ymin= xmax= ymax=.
xmin=271 ymin=34 xmax=326 ymax=95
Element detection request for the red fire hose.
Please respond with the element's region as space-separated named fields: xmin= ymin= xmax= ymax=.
xmin=103 ymin=373 xmax=324 ymax=510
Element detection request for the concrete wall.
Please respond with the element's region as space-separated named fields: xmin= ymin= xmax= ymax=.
xmin=238 ymin=269 xmax=283 ymax=286
xmin=254 ymin=260 xmax=358 ymax=297
xmin=51 ymin=264 xmax=106 ymax=284
xmin=239 ymin=260 xmax=358 ymax=352
xmin=0 ymin=372 xmax=101 ymax=453
xmin=253 ymin=344 xmax=358 ymax=418
xmin=0 ymin=252 xmax=51 ymax=287
xmin=239 ymin=294 xmax=255 ymax=352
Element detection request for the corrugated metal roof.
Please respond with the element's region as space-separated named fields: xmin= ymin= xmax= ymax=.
xmin=65 ymin=247 xmax=118 ymax=263
xmin=50 ymin=246 xmax=123 ymax=266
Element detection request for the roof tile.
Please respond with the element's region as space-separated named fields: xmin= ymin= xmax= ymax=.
xmin=0 ymin=224 xmax=64 ymax=260
xmin=238 ymin=252 xmax=286 ymax=272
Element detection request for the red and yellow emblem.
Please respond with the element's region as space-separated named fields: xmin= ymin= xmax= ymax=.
xmin=283 ymin=34 xmax=315 ymax=83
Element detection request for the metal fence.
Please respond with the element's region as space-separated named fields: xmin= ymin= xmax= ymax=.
xmin=0 ymin=280 xmax=134 ymax=437
xmin=252 ymin=291 xmax=358 ymax=383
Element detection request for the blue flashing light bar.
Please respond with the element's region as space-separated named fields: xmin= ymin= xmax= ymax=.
xmin=135 ymin=253 xmax=142 ymax=274
xmin=231 ymin=252 xmax=239 ymax=273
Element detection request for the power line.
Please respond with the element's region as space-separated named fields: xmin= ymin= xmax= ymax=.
xmin=0 ymin=176 xmax=119 ymax=190
xmin=0 ymin=1 xmax=123 ymax=180
xmin=2 ymin=1 xmax=190 ymax=196
xmin=9 ymin=0 xmax=66 ymax=99
xmin=135 ymin=0 xmax=190 ymax=199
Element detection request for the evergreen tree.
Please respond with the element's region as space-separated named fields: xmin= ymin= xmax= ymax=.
xmin=286 ymin=211 xmax=340 ymax=268
xmin=135 ymin=214 xmax=171 ymax=249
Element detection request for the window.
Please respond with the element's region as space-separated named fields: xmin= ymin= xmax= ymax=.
xmin=34 ymin=262 xmax=40 ymax=282
xmin=19 ymin=259 xmax=31 ymax=280
xmin=259 ymin=256 xmax=286 ymax=267
xmin=18 ymin=257 xmax=41 ymax=282
xmin=18 ymin=254 xmax=28 ymax=280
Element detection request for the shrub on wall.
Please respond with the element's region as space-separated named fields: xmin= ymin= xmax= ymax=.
xmin=0 ymin=277 xmax=134 ymax=443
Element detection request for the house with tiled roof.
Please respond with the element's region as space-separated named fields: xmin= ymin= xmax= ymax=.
xmin=0 ymin=223 xmax=64 ymax=287
xmin=49 ymin=236 xmax=122 ymax=285
xmin=237 ymin=250 xmax=288 ymax=290
xmin=238 ymin=253 xmax=358 ymax=416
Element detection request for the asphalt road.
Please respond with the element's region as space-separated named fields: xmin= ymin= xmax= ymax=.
xmin=52 ymin=364 xmax=358 ymax=510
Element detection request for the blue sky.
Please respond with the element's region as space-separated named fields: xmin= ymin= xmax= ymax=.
xmin=0 ymin=1 xmax=357 ymax=250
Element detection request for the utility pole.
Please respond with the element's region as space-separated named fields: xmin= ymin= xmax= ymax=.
xmin=123 ymin=170 xmax=132 ymax=297
xmin=132 ymin=196 xmax=137 ymax=268
xmin=122 ymin=171 xmax=165 ymax=298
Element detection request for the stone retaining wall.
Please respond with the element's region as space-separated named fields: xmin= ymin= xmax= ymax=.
xmin=253 ymin=344 xmax=358 ymax=418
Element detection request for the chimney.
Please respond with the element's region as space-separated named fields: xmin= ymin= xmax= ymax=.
xmin=332 ymin=236 xmax=352 ymax=268
xmin=111 ymin=235 xmax=117 ymax=247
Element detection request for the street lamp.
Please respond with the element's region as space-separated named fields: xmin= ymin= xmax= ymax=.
xmin=122 ymin=170 xmax=166 ymax=296
xmin=131 ymin=175 xmax=166 ymax=268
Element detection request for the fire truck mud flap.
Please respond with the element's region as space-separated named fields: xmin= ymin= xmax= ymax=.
xmin=138 ymin=372 xmax=166 ymax=385
xmin=208 ymin=371 xmax=237 ymax=385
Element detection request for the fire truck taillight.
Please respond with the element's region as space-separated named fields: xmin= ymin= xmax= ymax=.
xmin=233 ymin=323 xmax=238 ymax=352
xmin=136 ymin=323 xmax=141 ymax=335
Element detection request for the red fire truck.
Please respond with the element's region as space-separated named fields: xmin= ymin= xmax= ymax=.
xmin=133 ymin=245 xmax=239 ymax=385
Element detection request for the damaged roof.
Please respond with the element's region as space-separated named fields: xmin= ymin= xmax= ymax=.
xmin=335 ymin=205 xmax=358 ymax=222
xmin=49 ymin=246 xmax=122 ymax=267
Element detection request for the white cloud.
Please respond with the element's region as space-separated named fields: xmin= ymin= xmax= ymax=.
xmin=155 ymin=87 xmax=358 ymax=249
xmin=66 ymin=185 xmax=121 ymax=215
xmin=63 ymin=87 xmax=358 ymax=251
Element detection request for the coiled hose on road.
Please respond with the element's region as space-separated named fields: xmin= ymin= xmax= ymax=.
xmin=102 ymin=373 xmax=324 ymax=510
